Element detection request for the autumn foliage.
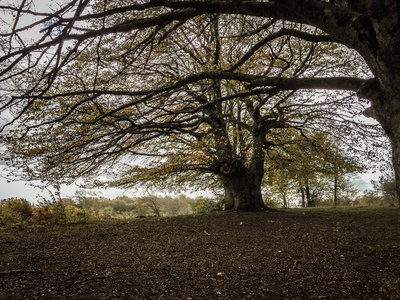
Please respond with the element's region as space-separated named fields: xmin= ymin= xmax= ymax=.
xmin=0 ymin=194 xmax=221 ymax=227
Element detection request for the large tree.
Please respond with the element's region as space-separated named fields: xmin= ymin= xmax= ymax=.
xmin=264 ymin=131 xmax=365 ymax=207
xmin=0 ymin=0 xmax=387 ymax=210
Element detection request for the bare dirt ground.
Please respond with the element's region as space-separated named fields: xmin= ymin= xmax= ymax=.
xmin=1 ymin=207 xmax=400 ymax=299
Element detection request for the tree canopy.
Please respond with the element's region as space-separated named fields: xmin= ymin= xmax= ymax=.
xmin=264 ymin=131 xmax=364 ymax=207
xmin=0 ymin=0 xmax=394 ymax=210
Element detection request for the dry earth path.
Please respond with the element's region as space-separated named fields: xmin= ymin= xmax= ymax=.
xmin=1 ymin=208 xmax=399 ymax=299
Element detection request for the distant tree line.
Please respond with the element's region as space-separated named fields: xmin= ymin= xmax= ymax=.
xmin=1 ymin=173 xmax=396 ymax=228
xmin=0 ymin=193 xmax=221 ymax=227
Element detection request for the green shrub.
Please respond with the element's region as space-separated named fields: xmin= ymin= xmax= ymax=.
xmin=264 ymin=198 xmax=281 ymax=209
xmin=98 ymin=206 xmax=115 ymax=219
xmin=52 ymin=199 xmax=68 ymax=224
xmin=31 ymin=205 xmax=55 ymax=224
xmin=32 ymin=199 xmax=74 ymax=225
xmin=112 ymin=198 xmax=136 ymax=213
xmin=190 ymin=198 xmax=222 ymax=214
xmin=0 ymin=198 xmax=33 ymax=226
xmin=379 ymin=279 xmax=400 ymax=299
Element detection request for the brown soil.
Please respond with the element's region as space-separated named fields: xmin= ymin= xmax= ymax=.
xmin=1 ymin=207 xmax=400 ymax=299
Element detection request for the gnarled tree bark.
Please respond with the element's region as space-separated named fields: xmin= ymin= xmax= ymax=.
xmin=221 ymin=159 xmax=266 ymax=211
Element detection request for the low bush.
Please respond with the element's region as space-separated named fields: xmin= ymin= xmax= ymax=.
xmin=0 ymin=198 xmax=33 ymax=226
xmin=0 ymin=194 xmax=221 ymax=227
xmin=31 ymin=206 xmax=55 ymax=224
xmin=33 ymin=200 xmax=92 ymax=224
xmin=190 ymin=198 xmax=222 ymax=214
xmin=379 ymin=278 xmax=400 ymax=299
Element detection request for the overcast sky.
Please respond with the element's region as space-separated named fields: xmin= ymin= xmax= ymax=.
xmin=0 ymin=166 xmax=136 ymax=203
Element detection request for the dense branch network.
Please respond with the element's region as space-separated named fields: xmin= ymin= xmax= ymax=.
xmin=0 ymin=0 xmax=387 ymax=207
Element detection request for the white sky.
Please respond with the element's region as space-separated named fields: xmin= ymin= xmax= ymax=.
xmin=0 ymin=169 xmax=136 ymax=203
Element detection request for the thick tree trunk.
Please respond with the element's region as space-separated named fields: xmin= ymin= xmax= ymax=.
xmin=334 ymin=176 xmax=338 ymax=207
xmin=282 ymin=193 xmax=288 ymax=209
xmin=221 ymin=159 xmax=266 ymax=211
xmin=300 ymin=187 xmax=306 ymax=208
xmin=302 ymin=178 xmax=314 ymax=207
xmin=352 ymin=2 xmax=400 ymax=210
xmin=305 ymin=185 xmax=314 ymax=207
xmin=364 ymin=89 xmax=400 ymax=215
xmin=380 ymin=116 xmax=400 ymax=222
xmin=391 ymin=139 xmax=400 ymax=209
xmin=382 ymin=121 xmax=400 ymax=214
